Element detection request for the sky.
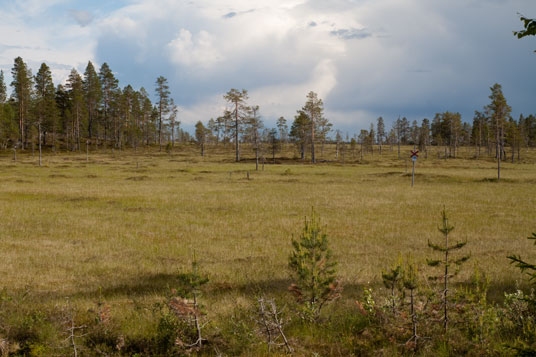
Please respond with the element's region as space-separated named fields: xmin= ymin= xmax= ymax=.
xmin=0 ymin=0 xmax=535 ymax=134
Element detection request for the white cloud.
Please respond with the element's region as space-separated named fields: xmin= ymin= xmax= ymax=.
xmin=167 ymin=29 xmax=223 ymax=69
xmin=1 ymin=0 xmax=535 ymax=132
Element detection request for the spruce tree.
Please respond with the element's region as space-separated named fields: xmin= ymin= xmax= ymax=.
xmin=83 ymin=61 xmax=102 ymax=140
xmin=98 ymin=63 xmax=118 ymax=147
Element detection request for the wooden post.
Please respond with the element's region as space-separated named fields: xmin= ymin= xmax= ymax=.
xmin=86 ymin=140 xmax=89 ymax=162
xmin=411 ymin=158 xmax=415 ymax=187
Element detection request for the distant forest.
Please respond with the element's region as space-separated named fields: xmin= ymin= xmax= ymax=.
xmin=1 ymin=56 xmax=535 ymax=161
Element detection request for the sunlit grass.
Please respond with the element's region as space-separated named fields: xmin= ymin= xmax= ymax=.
xmin=0 ymin=143 xmax=535 ymax=316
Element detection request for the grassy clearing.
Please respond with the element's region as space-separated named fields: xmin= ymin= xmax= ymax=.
xmin=0 ymin=144 xmax=535 ymax=354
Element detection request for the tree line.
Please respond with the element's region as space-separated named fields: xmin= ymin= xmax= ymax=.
xmin=0 ymin=57 xmax=192 ymax=153
xmin=1 ymin=57 xmax=535 ymax=163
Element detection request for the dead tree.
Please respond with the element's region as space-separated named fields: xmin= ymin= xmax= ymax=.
xmin=256 ymin=297 xmax=293 ymax=354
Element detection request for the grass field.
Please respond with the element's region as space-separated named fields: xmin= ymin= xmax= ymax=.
xmin=1 ymin=143 xmax=535 ymax=355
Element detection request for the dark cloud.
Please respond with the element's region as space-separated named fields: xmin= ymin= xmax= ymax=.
xmin=330 ymin=28 xmax=371 ymax=40
xmin=309 ymin=21 xmax=317 ymax=27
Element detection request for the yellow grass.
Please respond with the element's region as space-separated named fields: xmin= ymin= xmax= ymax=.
xmin=0 ymin=143 xmax=535 ymax=316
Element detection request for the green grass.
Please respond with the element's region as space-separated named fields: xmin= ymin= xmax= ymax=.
xmin=0 ymin=143 xmax=535 ymax=354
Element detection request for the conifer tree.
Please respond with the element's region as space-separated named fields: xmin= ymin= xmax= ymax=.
xmin=508 ymin=233 xmax=536 ymax=282
xmin=0 ymin=70 xmax=7 ymax=104
xmin=276 ymin=116 xmax=288 ymax=145
xmin=427 ymin=208 xmax=469 ymax=334
xmin=11 ymin=56 xmax=33 ymax=149
xmin=486 ymin=84 xmax=511 ymax=181
xmin=83 ymin=61 xmax=101 ymax=141
xmin=382 ymin=258 xmax=403 ymax=314
xmin=195 ymin=120 xmax=207 ymax=156
xmin=514 ymin=15 xmax=536 ymax=52
xmin=403 ymin=257 xmax=420 ymax=349
xmin=98 ymin=63 xmax=118 ymax=146
xmin=66 ymin=69 xmax=85 ymax=151
xmin=301 ymin=91 xmax=326 ymax=163
xmin=224 ymin=88 xmax=248 ymax=161
xmin=290 ymin=110 xmax=310 ymax=160
xmin=377 ymin=116 xmax=385 ymax=154
xmin=245 ymin=105 xmax=263 ymax=170
xmin=155 ymin=76 xmax=170 ymax=151
xmin=288 ymin=209 xmax=340 ymax=319
xmin=34 ymin=63 xmax=57 ymax=164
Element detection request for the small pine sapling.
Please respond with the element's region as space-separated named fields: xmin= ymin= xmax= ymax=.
xmin=288 ymin=209 xmax=341 ymax=320
xmin=403 ymin=257 xmax=420 ymax=350
xmin=427 ymin=208 xmax=470 ymax=334
xmin=382 ymin=257 xmax=403 ymax=314
xmin=508 ymin=233 xmax=536 ymax=284
xmin=169 ymin=254 xmax=209 ymax=349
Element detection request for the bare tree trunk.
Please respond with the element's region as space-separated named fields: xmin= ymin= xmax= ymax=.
xmin=235 ymin=102 xmax=240 ymax=162
xmin=496 ymin=120 xmax=500 ymax=182
xmin=38 ymin=124 xmax=42 ymax=167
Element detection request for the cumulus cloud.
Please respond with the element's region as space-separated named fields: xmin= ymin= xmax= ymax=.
xmin=1 ymin=0 xmax=535 ymax=132
xmin=167 ymin=29 xmax=223 ymax=69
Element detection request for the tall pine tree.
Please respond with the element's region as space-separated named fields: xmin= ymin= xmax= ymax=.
xmin=11 ymin=57 xmax=33 ymax=149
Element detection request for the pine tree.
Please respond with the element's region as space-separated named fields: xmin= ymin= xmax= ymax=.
xmin=377 ymin=116 xmax=385 ymax=155
xmin=403 ymin=257 xmax=420 ymax=349
xmin=276 ymin=116 xmax=288 ymax=145
xmin=195 ymin=120 xmax=207 ymax=156
xmin=514 ymin=15 xmax=536 ymax=52
xmin=224 ymin=88 xmax=248 ymax=162
xmin=288 ymin=209 xmax=340 ymax=319
xmin=245 ymin=105 xmax=263 ymax=170
xmin=381 ymin=258 xmax=403 ymax=314
xmin=34 ymin=63 xmax=57 ymax=164
xmin=290 ymin=111 xmax=310 ymax=160
xmin=66 ymin=69 xmax=85 ymax=151
xmin=11 ymin=56 xmax=33 ymax=149
xmin=427 ymin=208 xmax=470 ymax=334
xmin=508 ymin=233 xmax=536 ymax=282
xmin=0 ymin=70 xmax=7 ymax=104
xmin=301 ymin=91 xmax=326 ymax=163
xmin=486 ymin=84 xmax=511 ymax=181
xmin=155 ymin=76 xmax=170 ymax=152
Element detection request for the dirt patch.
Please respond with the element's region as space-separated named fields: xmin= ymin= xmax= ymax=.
xmin=126 ymin=176 xmax=149 ymax=181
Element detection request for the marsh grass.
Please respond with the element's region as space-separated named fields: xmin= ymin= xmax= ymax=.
xmin=0 ymin=143 xmax=535 ymax=354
